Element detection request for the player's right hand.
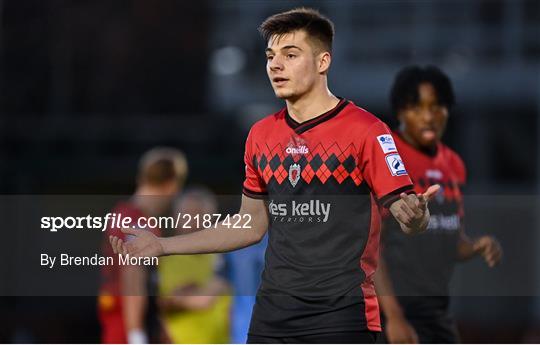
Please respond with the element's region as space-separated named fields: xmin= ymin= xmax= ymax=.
xmin=390 ymin=184 xmax=440 ymax=235
xmin=109 ymin=228 xmax=165 ymax=258
xmin=385 ymin=315 xmax=419 ymax=344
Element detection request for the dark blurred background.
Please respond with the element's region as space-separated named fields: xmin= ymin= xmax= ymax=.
xmin=0 ymin=0 xmax=538 ymax=343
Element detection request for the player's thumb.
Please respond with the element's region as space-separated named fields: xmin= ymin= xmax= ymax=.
xmin=422 ymin=184 xmax=440 ymax=202
xmin=121 ymin=227 xmax=140 ymax=236
xmin=473 ymin=236 xmax=487 ymax=252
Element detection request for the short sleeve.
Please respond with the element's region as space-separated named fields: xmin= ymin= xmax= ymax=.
xmin=360 ymin=121 xmax=414 ymax=208
xmin=242 ymin=128 xmax=267 ymax=198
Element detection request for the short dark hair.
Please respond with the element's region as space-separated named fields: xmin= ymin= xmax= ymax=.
xmin=258 ymin=7 xmax=334 ymax=53
xmin=390 ymin=65 xmax=455 ymax=114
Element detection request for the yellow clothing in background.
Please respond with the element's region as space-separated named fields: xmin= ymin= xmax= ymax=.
xmin=159 ymin=254 xmax=231 ymax=344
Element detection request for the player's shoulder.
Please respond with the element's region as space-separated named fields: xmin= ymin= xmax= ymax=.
xmin=345 ymin=101 xmax=382 ymax=125
xmin=440 ymin=143 xmax=464 ymax=165
xmin=342 ymin=101 xmax=385 ymax=128
xmin=439 ymin=142 xmax=467 ymax=178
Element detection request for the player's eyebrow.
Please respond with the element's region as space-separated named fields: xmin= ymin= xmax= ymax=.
xmin=265 ymin=45 xmax=303 ymax=54
xmin=281 ymin=45 xmax=302 ymax=51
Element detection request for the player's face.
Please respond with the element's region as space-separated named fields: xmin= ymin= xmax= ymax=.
xmin=398 ymin=82 xmax=449 ymax=150
xmin=265 ymin=30 xmax=321 ymax=100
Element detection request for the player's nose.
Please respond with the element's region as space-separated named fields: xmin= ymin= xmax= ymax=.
xmin=268 ymin=56 xmax=284 ymax=71
xmin=421 ymin=108 xmax=436 ymax=123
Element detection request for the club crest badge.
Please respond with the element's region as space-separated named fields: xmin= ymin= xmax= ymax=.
xmin=289 ymin=163 xmax=301 ymax=187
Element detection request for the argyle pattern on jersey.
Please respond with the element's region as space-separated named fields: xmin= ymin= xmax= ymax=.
xmin=253 ymin=142 xmax=363 ymax=187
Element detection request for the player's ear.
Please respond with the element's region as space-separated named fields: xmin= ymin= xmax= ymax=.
xmin=318 ymin=51 xmax=331 ymax=74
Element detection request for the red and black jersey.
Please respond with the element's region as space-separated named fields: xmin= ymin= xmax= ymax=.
xmin=242 ymin=99 xmax=414 ymax=336
xmin=381 ymin=132 xmax=466 ymax=317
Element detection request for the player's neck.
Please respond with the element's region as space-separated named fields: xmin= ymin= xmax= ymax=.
xmin=286 ymin=87 xmax=339 ymax=123
xmin=400 ymin=131 xmax=439 ymax=157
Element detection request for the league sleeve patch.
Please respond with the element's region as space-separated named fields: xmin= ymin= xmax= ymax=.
xmin=376 ymin=134 xmax=398 ymax=154
xmin=385 ymin=153 xmax=408 ymax=176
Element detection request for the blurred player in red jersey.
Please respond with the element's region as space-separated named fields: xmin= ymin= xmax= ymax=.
xmin=98 ymin=147 xmax=187 ymax=344
xmin=109 ymin=9 xmax=440 ymax=343
xmin=375 ymin=65 xmax=503 ymax=343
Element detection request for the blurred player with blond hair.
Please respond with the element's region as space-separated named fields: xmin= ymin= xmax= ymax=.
xmin=98 ymin=147 xmax=187 ymax=344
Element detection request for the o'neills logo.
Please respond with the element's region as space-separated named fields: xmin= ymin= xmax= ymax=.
xmin=285 ymin=145 xmax=309 ymax=154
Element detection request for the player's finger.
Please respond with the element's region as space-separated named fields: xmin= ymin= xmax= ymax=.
xmin=119 ymin=239 xmax=127 ymax=256
xmin=401 ymin=194 xmax=424 ymax=218
xmin=123 ymin=239 xmax=132 ymax=256
xmin=489 ymin=248 xmax=502 ymax=266
xmin=485 ymin=251 xmax=494 ymax=264
xmin=487 ymin=255 xmax=496 ymax=267
xmin=117 ymin=238 xmax=125 ymax=255
xmin=400 ymin=193 xmax=418 ymax=210
xmin=399 ymin=201 xmax=416 ymax=219
xmin=485 ymin=247 xmax=501 ymax=266
xmin=110 ymin=236 xmax=118 ymax=254
xmin=394 ymin=210 xmax=411 ymax=227
xmin=109 ymin=236 xmax=115 ymax=254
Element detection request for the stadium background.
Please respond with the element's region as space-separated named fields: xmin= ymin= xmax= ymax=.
xmin=0 ymin=0 xmax=539 ymax=343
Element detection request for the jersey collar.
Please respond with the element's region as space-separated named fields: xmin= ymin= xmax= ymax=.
xmin=285 ymin=98 xmax=349 ymax=134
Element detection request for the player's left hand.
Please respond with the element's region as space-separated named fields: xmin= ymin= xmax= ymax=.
xmin=390 ymin=184 xmax=440 ymax=235
xmin=473 ymin=235 xmax=503 ymax=267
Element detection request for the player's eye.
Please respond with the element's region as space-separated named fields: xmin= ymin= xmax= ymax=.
xmin=431 ymin=104 xmax=445 ymax=113
xmin=266 ymin=55 xmax=274 ymax=61
xmin=408 ymin=105 xmax=421 ymax=112
xmin=287 ymin=54 xmax=296 ymax=59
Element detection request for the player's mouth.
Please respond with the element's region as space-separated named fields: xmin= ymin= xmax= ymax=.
xmin=272 ymin=77 xmax=289 ymax=86
xmin=420 ymin=128 xmax=437 ymax=141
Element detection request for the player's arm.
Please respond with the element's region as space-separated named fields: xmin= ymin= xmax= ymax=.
xmin=374 ymin=250 xmax=419 ymax=344
xmin=450 ymin=154 xmax=502 ymax=265
xmin=456 ymin=227 xmax=502 ymax=266
xmin=360 ymin=122 xmax=437 ymax=235
xmin=110 ymin=194 xmax=268 ymax=257
xmin=388 ymin=185 xmax=440 ymax=235
xmin=121 ymin=265 xmax=149 ymax=344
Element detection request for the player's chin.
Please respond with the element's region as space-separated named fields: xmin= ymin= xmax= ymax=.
xmin=418 ymin=138 xmax=438 ymax=150
xmin=274 ymin=89 xmax=294 ymax=100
